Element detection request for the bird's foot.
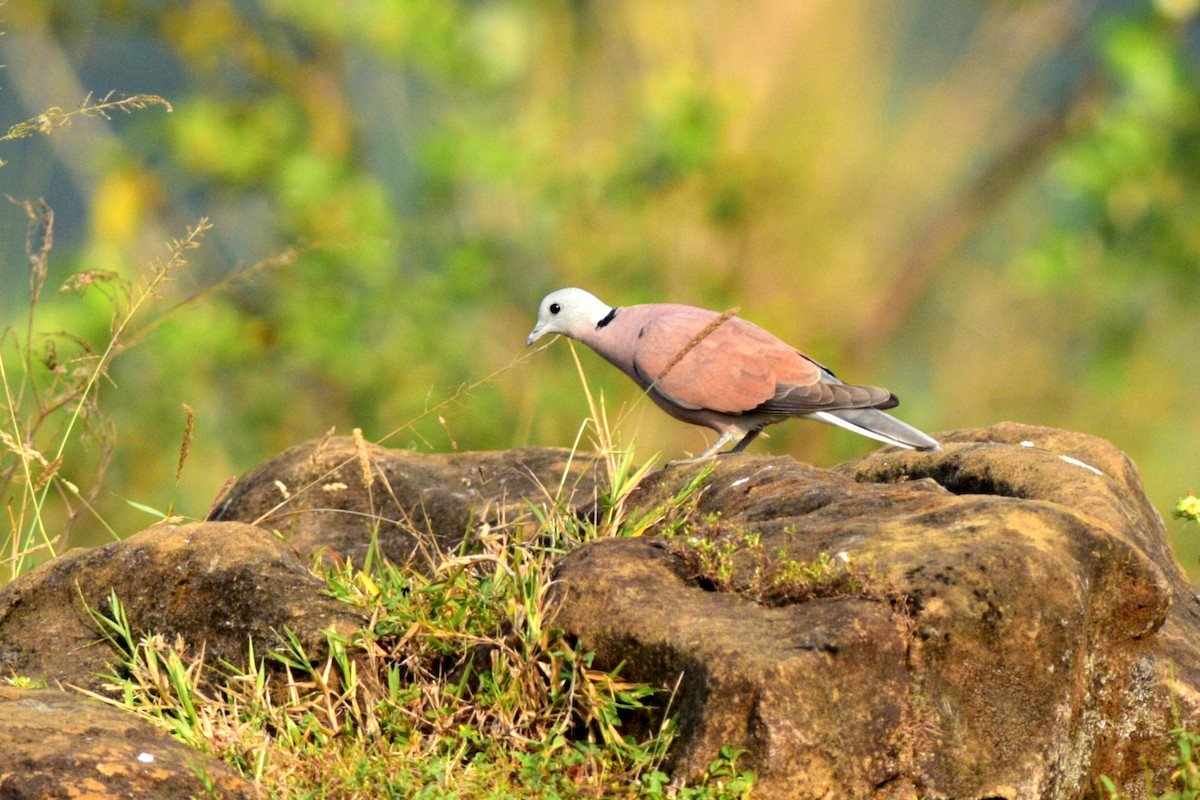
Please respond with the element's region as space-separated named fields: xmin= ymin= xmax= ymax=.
xmin=666 ymin=449 xmax=753 ymax=468
xmin=664 ymin=454 xmax=717 ymax=468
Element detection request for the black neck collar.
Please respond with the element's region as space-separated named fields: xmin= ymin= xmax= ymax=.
xmin=596 ymin=307 xmax=618 ymax=329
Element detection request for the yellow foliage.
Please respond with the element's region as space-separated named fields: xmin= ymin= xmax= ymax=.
xmin=91 ymin=170 xmax=160 ymax=249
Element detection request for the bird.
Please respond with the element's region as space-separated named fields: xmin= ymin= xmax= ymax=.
xmin=526 ymin=287 xmax=940 ymax=462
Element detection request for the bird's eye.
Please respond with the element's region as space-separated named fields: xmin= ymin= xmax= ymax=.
xmin=549 ymin=303 xmax=562 ymax=315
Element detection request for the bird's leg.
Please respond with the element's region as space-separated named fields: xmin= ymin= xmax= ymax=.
xmin=725 ymin=427 xmax=763 ymax=454
xmin=665 ymin=430 xmax=738 ymax=466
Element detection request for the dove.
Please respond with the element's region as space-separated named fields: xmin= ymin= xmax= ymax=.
xmin=526 ymin=287 xmax=939 ymax=462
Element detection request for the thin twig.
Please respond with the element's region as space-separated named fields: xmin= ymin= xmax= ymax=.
xmin=122 ymin=246 xmax=303 ymax=351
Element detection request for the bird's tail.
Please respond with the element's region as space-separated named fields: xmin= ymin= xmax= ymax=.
xmin=808 ymin=408 xmax=940 ymax=451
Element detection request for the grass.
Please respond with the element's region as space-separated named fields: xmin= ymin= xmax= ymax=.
xmin=1100 ymin=726 xmax=1200 ymax=799
xmin=664 ymin=516 xmax=887 ymax=607
xmin=74 ymin=449 xmax=753 ymax=798
xmin=0 ymin=200 xmax=208 ymax=579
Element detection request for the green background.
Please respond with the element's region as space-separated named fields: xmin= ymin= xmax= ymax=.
xmin=2 ymin=1 xmax=1199 ymax=573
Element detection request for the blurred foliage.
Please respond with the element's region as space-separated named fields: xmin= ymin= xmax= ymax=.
xmin=1021 ymin=10 xmax=1200 ymax=329
xmin=1178 ymin=491 xmax=1200 ymax=525
xmin=1 ymin=1 xmax=1199 ymax=568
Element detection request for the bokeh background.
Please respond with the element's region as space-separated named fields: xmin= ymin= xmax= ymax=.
xmin=2 ymin=1 xmax=1199 ymax=571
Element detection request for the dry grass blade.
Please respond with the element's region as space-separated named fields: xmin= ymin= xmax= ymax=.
xmin=352 ymin=427 xmax=375 ymax=490
xmin=32 ymin=456 xmax=62 ymax=493
xmin=657 ymin=306 xmax=740 ymax=380
xmin=204 ymin=476 xmax=238 ymax=520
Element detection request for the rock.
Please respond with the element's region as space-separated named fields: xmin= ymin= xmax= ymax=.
xmin=0 ymin=521 xmax=365 ymax=692
xmin=0 ymin=685 xmax=256 ymax=800
xmin=555 ymin=537 xmax=913 ymax=797
xmin=550 ymin=422 xmax=1194 ymax=799
xmin=210 ymin=437 xmax=604 ymax=567
xmin=6 ymin=424 xmax=1195 ymax=798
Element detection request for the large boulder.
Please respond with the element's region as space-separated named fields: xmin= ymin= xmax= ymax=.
xmin=6 ymin=426 xmax=1193 ymax=799
xmin=0 ymin=521 xmax=366 ymax=692
xmin=0 ymin=685 xmax=257 ymax=800
xmin=210 ymin=437 xmax=604 ymax=567
xmin=550 ymin=423 xmax=1197 ymax=799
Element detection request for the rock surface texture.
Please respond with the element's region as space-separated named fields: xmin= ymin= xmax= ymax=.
xmin=210 ymin=437 xmax=603 ymax=567
xmin=0 ymin=521 xmax=365 ymax=692
xmin=0 ymin=424 xmax=1196 ymax=799
xmin=0 ymin=685 xmax=257 ymax=800
xmin=551 ymin=422 xmax=1199 ymax=799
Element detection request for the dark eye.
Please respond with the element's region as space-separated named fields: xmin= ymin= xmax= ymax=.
xmin=549 ymin=303 xmax=562 ymax=315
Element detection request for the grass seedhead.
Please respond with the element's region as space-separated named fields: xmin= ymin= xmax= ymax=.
xmin=1 ymin=210 xmax=212 ymax=579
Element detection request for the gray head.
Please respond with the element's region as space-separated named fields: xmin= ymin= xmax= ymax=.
xmin=526 ymin=288 xmax=614 ymax=346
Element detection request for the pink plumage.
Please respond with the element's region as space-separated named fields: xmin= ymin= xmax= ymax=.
xmin=528 ymin=288 xmax=938 ymax=462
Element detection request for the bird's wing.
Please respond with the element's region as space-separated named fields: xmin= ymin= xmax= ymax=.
xmin=630 ymin=308 xmax=827 ymax=415
xmin=755 ymin=380 xmax=898 ymax=414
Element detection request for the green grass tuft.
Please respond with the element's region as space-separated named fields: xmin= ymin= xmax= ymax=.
xmin=79 ymin=523 xmax=754 ymax=798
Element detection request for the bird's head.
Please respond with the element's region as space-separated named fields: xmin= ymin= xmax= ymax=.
xmin=526 ymin=288 xmax=613 ymax=346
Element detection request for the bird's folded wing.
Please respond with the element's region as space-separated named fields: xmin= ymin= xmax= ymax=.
xmin=631 ymin=311 xmax=822 ymax=414
xmin=755 ymin=381 xmax=897 ymax=414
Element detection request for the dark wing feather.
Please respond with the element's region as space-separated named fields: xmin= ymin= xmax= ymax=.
xmin=754 ymin=380 xmax=898 ymax=415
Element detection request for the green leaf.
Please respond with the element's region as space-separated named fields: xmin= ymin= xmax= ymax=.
xmin=122 ymin=498 xmax=168 ymax=519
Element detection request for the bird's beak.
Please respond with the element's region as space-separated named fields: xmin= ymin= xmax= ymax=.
xmin=526 ymin=324 xmax=545 ymax=347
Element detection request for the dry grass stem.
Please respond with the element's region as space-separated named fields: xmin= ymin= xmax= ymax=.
xmin=657 ymin=306 xmax=740 ymax=380
xmin=352 ymin=427 xmax=375 ymax=490
xmin=176 ymin=404 xmax=195 ymax=485
xmin=1 ymin=92 xmax=173 ymax=145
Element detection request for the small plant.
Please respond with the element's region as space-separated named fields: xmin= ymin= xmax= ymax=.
xmin=772 ymin=550 xmax=864 ymax=596
xmin=4 ymin=674 xmax=47 ymax=689
xmin=640 ymin=745 xmax=754 ymax=800
xmin=667 ymin=516 xmax=884 ymax=607
xmin=1099 ymin=722 xmax=1200 ymax=799
xmin=1165 ymin=727 xmax=1200 ymax=798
